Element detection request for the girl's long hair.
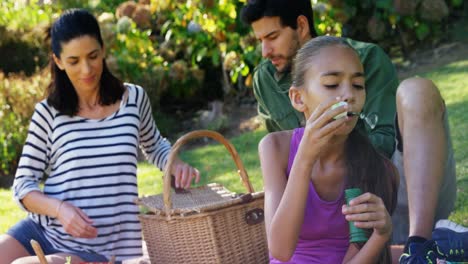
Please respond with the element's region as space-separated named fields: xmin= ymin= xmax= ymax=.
xmin=345 ymin=129 xmax=398 ymax=264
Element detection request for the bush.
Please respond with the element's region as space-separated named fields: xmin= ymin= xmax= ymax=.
xmin=0 ymin=71 xmax=47 ymax=187
xmin=0 ymin=1 xmax=53 ymax=76
xmin=314 ymin=0 xmax=466 ymax=55
xmin=103 ymin=0 xmax=261 ymax=113
xmin=0 ymin=25 xmax=49 ymax=76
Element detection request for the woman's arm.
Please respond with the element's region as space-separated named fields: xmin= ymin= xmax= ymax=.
xmin=134 ymin=84 xmax=199 ymax=188
xmin=12 ymin=102 xmax=51 ymax=211
xmin=135 ymin=85 xmax=172 ymax=170
xmin=22 ymin=191 xmax=97 ymax=238
xmin=341 ymin=193 xmax=392 ymax=264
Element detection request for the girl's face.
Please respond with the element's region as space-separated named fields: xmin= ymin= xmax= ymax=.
xmin=298 ymin=45 xmax=366 ymax=134
xmin=53 ymin=35 xmax=104 ymax=95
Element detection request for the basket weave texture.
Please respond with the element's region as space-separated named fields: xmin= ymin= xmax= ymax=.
xmin=136 ymin=130 xmax=268 ymax=263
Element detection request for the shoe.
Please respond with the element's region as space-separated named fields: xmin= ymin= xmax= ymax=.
xmin=399 ymin=240 xmax=438 ymax=264
xmin=432 ymin=220 xmax=468 ymax=262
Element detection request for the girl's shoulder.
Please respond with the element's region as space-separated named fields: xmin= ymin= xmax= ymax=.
xmin=259 ymin=130 xmax=294 ymax=154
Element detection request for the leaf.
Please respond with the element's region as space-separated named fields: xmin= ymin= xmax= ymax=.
xmin=196 ymin=47 xmax=208 ymax=62
xmin=403 ymin=17 xmax=415 ymax=28
xmin=415 ymin=23 xmax=430 ymax=41
xmin=452 ymin=0 xmax=463 ymax=7
xmin=375 ymin=0 xmax=392 ymax=10
xmin=212 ymin=49 xmax=221 ymax=66
xmin=161 ymin=20 xmax=172 ymax=35
xmin=240 ymin=64 xmax=250 ymax=76
xmin=230 ymin=70 xmax=239 ymax=83
xmin=165 ymin=29 xmax=173 ymax=42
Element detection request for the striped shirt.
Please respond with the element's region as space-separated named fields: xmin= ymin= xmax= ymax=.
xmin=13 ymin=83 xmax=171 ymax=260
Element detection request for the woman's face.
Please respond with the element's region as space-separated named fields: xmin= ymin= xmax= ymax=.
xmin=299 ymin=45 xmax=366 ymax=134
xmin=53 ymin=35 xmax=104 ymax=95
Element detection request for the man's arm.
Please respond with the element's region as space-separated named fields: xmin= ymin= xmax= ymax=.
xmin=354 ymin=41 xmax=399 ymax=158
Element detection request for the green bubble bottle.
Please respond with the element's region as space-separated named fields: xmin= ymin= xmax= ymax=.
xmin=345 ymin=188 xmax=369 ymax=243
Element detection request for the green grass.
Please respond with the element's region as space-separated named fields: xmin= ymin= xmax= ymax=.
xmin=1 ymin=59 xmax=467 ymax=233
xmin=0 ymin=190 xmax=26 ymax=233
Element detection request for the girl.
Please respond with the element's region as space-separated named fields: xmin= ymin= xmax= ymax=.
xmin=0 ymin=9 xmax=199 ymax=263
xmin=259 ymin=36 xmax=398 ymax=264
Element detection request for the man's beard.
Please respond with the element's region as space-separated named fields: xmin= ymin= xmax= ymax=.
xmin=277 ymin=60 xmax=293 ymax=74
xmin=275 ymin=34 xmax=301 ymax=74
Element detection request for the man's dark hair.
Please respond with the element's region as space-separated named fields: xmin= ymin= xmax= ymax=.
xmin=240 ymin=0 xmax=318 ymax=37
xmin=47 ymin=8 xmax=124 ymax=116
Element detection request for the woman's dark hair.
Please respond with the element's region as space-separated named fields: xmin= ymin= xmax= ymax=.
xmin=240 ymin=0 xmax=318 ymax=38
xmin=47 ymin=8 xmax=124 ymax=116
xmin=292 ymin=36 xmax=398 ymax=264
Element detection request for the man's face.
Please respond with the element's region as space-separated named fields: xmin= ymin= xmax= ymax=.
xmin=252 ymin=16 xmax=301 ymax=73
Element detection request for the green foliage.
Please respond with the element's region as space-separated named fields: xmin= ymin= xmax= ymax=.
xmin=0 ymin=71 xmax=47 ymax=185
xmin=112 ymin=21 xmax=161 ymax=82
xmin=104 ymin=0 xmax=261 ymax=109
xmin=58 ymin=0 xmax=124 ymax=12
xmin=313 ymin=0 xmax=465 ymax=53
xmin=0 ymin=1 xmax=52 ymax=76
xmin=0 ymin=25 xmax=49 ymax=76
xmin=0 ymin=0 xmax=55 ymax=32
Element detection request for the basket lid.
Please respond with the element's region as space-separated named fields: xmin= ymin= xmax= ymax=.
xmin=138 ymin=130 xmax=262 ymax=216
xmin=137 ymin=183 xmax=264 ymax=216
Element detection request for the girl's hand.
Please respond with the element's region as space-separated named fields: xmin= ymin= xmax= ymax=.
xmin=342 ymin=192 xmax=392 ymax=238
xmin=302 ymin=96 xmax=349 ymax=155
xmin=56 ymin=201 xmax=98 ymax=238
xmin=171 ymin=158 xmax=200 ymax=189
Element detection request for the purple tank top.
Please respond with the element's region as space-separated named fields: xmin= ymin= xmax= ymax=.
xmin=270 ymin=128 xmax=349 ymax=264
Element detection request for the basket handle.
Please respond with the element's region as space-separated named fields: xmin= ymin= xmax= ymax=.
xmin=163 ymin=130 xmax=254 ymax=214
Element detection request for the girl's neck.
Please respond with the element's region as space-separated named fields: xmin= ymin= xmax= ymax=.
xmin=318 ymin=134 xmax=347 ymax=165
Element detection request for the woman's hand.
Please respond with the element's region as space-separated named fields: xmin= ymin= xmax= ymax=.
xmin=171 ymin=158 xmax=200 ymax=189
xmin=342 ymin=192 xmax=392 ymax=239
xmin=56 ymin=201 xmax=98 ymax=238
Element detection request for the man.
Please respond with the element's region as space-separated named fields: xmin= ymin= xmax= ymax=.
xmin=240 ymin=0 xmax=460 ymax=263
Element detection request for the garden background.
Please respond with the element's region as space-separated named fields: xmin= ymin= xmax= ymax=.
xmin=0 ymin=0 xmax=467 ymax=233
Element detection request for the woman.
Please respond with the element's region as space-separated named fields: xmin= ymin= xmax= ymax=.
xmin=259 ymin=36 xmax=398 ymax=264
xmin=0 ymin=9 xmax=199 ymax=263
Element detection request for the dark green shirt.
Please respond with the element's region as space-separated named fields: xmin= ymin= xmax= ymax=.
xmin=252 ymin=38 xmax=399 ymax=157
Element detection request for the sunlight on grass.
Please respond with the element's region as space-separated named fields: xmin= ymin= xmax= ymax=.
xmin=0 ymin=189 xmax=26 ymax=233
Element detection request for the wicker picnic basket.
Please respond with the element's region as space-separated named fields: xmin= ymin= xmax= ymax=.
xmin=135 ymin=130 xmax=268 ymax=264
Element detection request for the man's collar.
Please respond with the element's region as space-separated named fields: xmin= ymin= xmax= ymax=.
xmin=268 ymin=61 xmax=290 ymax=82
xmin=274 ymin=71 xmax=286 ymax=81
